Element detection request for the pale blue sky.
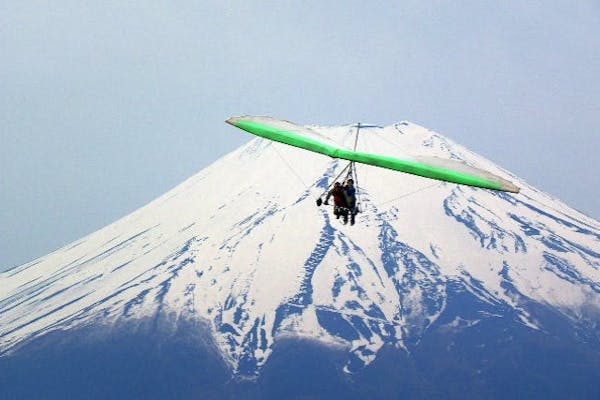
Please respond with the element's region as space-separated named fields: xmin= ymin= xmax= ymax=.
xmin=1 ymin=1 xmax=599 ymax=269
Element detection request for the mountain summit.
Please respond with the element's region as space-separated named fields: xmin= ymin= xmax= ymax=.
xmin=1 ymin=121 xmax=599 ymax=399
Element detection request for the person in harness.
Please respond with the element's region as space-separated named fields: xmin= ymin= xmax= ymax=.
xmin=343 ymin=178 xmax=357 ymax=225
xmin=324 ymin=182 xmax=349 ymax=222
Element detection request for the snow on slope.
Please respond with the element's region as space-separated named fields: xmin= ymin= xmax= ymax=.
xmin=1 ymin=121 xmax=599 ymax=374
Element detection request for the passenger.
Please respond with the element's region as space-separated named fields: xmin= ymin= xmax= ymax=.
xmin=324 ymin=182 xmax=349 ymax=221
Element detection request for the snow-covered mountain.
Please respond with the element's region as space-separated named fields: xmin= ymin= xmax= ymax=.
xmin=1 ymin=121 xmax=599 ymax=398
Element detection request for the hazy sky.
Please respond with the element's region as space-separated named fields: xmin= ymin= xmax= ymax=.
xmin=1 ymin=1 xmax=599 ymax=269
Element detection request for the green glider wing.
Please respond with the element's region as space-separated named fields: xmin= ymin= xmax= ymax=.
xmin=226 ymin=115 xmax=520 ymax=193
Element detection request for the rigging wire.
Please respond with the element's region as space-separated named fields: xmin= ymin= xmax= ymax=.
xmin=374 ymin=129 xmax=405 ymax=153
xmin=352 ymin=122 xmax=361 ymax=152
xmin=351 ymin=123 xmax=361 ymax=212
xmin=318 ymin=123 xmax=362 ymax=210
xmin=318 ymin=161 xmax=353 ymax=199
xmin=377 ymin=182 xmax=442 ymax=207
xmin=271 ymin=123 xmax=436 ymax=210
xmin=271 ymin=143 xmax=311 ymax=191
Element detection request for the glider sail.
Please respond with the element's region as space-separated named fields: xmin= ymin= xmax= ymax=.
xmin=226 ymin=115 xmax=520 ymax=193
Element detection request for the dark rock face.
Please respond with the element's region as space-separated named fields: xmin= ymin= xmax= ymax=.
xmin=2 ymin=302 xmax=599 ymax=400
xmin=0 ymin=318 xmax=229 ymax=400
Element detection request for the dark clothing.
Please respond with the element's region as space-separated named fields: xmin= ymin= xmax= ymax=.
xmin=344 ymin=184 xmax=357 ymax=225
xmin=325 ymin=185 xmax=349 ymax=222
xmin=326 ymin=186 xmax=347 ymax=207
xmin=344 ymin=185 xmax=356 ymax=209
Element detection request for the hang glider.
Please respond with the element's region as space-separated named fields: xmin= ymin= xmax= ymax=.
xmin=226 ymin=115 xmax=520 ymax=193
